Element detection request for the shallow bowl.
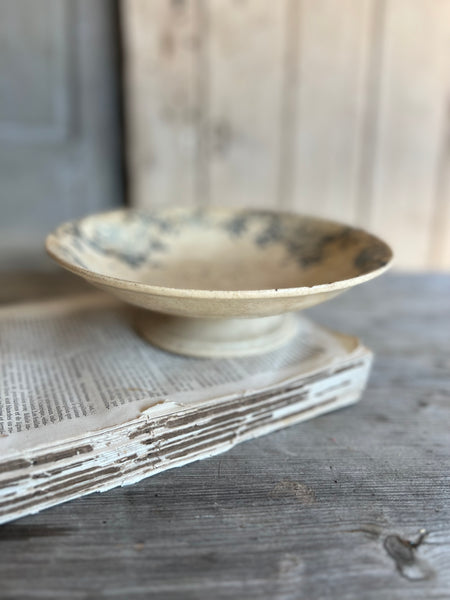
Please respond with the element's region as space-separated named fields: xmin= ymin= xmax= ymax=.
xmin=46 ymin=207 xmax=392 ymax=357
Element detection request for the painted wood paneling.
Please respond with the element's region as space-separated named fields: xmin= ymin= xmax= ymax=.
xmin=367 ymin=0 xmax=450 ymax=269
xmin=428 ymin=107 xmax=450 ymax=269
xmin=0 ymin=0 xmax=122 ymax=268
xmin=207 ymin=0 xmax=286 ymax=208
xmin=122 ymin=0 xmax=202 ymax=208
xmin=122 ymin=0 xmax=450 ymax=270
xmin=290 ymin=0 xmax=372 ymax=224
xmin=123 ymin=0 xmax=287 ymax=209
xmin=0 ymin=0 xmax=69 ymax=140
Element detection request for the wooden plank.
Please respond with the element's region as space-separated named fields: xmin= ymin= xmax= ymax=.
xmin=368 ymin=0 xmax=450 ymax=269
xmin=121 ymin=0 xmax=202 ymax=208
xmin=354 ymin=0 xmax=387 ymax=228
xmin=428 ymin=102 xmax=450 ymax=270
xmin=0 ymin=273 xmax=449 ymax=598
xmin=278 ymin=0 xmax=301 ymax=210
xmin=289 ymin=0 xmax=373 ymax=223
xmin=207 ymin=0 xmax=287 ymax=208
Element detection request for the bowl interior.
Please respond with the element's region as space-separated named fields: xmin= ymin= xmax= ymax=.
xmin=47 ymin=208 xmax=392 ymax=292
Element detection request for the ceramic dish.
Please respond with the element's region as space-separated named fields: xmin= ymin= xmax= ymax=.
xmin=46 ymin=207 xmax=393 ymax=357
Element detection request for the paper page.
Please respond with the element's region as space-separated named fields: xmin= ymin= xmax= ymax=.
xmin=0 ymin=294 xmax=359 ymax=457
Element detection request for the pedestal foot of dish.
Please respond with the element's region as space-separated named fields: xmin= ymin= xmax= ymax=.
xmin=135 ymin=311 xmax=299 ymax=357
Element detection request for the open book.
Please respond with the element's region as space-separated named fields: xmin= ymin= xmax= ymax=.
xmin=0 ymin=294 xmax=372 ymax=524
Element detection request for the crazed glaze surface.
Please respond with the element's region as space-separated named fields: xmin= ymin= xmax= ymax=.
xmin=46 ymin=206 xmax=393 ymax=319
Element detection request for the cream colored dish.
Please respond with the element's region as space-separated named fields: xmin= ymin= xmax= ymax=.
xmin=46 ymin=207 xmax=392 ymax=357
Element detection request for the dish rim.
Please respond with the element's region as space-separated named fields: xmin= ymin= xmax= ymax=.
xmin=45 ymin=207 xmax=394 ymax=300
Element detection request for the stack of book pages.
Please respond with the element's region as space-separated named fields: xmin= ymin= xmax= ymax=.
xmin=0 ymin=294 xmax=372 ymax=524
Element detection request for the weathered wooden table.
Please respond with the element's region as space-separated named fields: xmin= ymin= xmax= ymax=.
xmin=0 ymin=272 xmax=449 ymax=599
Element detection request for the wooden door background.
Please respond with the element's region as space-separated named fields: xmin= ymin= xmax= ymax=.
xmin=122 ymin=0 xmax=450 ymax=270
xmin=0 ymin=0 xmax=122 ymax=268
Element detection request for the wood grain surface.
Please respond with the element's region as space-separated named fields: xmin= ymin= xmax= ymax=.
xmin=0 ymin=272 xmax=448 ymax=599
